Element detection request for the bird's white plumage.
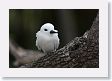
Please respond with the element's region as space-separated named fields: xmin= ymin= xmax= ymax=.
xmin=36 ymin=23 xmax=59 ymax=53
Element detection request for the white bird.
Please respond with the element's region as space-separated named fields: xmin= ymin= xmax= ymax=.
xmin=36 ymin=23 xmax=60 ymax=53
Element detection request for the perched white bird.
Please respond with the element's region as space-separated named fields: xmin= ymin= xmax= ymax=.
xmin=36 ymin=23 xmax=59 ymax=53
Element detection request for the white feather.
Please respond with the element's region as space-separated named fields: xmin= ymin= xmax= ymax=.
xmin=36 ymin=23 xmax=59 ymax=53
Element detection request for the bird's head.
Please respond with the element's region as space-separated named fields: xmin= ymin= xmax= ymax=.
xmin=40 ymin=23 xmax=58 ymax=36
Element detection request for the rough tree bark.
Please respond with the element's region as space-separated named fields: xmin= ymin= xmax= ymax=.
xmin=20 ymin=13 xmax=99 ymax=68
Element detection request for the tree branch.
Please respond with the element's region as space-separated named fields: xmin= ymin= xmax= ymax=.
xmin=9 ymin=38 xmax=45 ymax=67
xmin=19 ymin=13 xmax=99 ymax=68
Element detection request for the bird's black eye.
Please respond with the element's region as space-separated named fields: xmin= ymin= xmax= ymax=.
xmin=44 ymin=29 xmax=48 ymax=31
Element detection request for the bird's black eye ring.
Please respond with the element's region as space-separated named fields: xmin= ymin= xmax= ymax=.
xmin=44 ymin=29 xmax=48 ymax=31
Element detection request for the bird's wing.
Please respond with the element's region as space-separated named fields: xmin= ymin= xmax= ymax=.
xmin=36 ymin=38 xmax=41 ymax=50
xmin=36 ymin=32 xmax=42 ymax=51
xmin=53 ymin=37 xmax=59 ymax=51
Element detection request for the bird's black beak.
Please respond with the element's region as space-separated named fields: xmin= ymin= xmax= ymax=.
xmin=50 ymin=30 xmax=58 ymax=34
